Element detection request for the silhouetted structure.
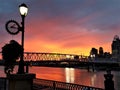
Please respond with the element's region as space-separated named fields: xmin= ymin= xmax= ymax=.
xmin=104 ymin=70 xmax=114 ymax=90
xmin=99 ymin=47 xmax=104 ymax=57
xmin=2 ymin=40 xmax=22 ymax=74
xmin=90 ymin=48 xmax=98 ymax=59
xmin=89 ymin=46 xmax=111 ymax=60
xmin=111 ymin=35 xmax=120 ymax=60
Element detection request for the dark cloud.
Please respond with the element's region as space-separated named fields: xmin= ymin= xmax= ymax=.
xmin=0 ymin=0 xmax=120 ymax=54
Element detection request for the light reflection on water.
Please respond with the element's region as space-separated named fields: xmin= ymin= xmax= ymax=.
xmin=29 ymin=66 xmax=120 ymax=89
xmin=29 ymin=66 xmax=105 ymax=88
xmin=0 ymin=66 xmax=120 ymax=89
xmin=65 ymin=68 xmax=75 ymax=83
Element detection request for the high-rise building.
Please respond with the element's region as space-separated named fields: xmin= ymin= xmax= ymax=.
xmin=111 ymin=35 xmax=120 ymax=60
xmin=90 ymin=47 xmax=98 ymax=59
xmin=99 ymin=47 xmax=104 ymax=57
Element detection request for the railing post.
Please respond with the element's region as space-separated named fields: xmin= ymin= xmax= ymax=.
xmin=104 ymin=69 xmax=114 ymax=90
xmin=53 ymin=81 xmax=56 ymax=90
xmin=4 ymin=78 xmax=7 ymax=90
xmin=88 ymin=87 xmax=90 ymax=90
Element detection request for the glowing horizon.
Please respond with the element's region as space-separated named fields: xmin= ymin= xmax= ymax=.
xmin=0 ymin=1 xmax=120 ymax=56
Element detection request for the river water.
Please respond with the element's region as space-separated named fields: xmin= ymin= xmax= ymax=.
xmin=0 ymin=66 xmax=120 ymax=89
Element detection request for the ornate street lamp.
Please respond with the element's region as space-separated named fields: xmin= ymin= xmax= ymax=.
xmin=5 ymin=3 xmax=28 ymax=74
xmin=18 ymin=3 xmax=28 ymax=74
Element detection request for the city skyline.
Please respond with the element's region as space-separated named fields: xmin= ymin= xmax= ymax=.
xmin=0 ymin=0 xmax=120 ymax=55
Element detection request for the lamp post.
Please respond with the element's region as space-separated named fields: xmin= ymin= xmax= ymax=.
xmin=5 ymin=4 xmax=35 ymax=90
xmin=5 ymin=3 xmax=28 ymax=74
xmin=18 ymin=3 xmax=28 ymax=74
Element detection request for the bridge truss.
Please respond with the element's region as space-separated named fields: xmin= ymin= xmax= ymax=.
xmin=24 ymin=52 xmax=87 ymax=61
xmin=0 ymin=52 xmax=88 ymax=61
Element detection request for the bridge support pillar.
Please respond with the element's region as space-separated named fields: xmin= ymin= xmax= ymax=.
xmin=7 ymin=73 xmax=36 ymax=90
xmin=26 ymin=64 xmax=29 ymax=73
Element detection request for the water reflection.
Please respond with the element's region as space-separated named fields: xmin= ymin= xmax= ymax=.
xmin=91 ymin=73 xmax=96 ymax=86
xmin=65 ymin=68 xmax=74 ymax=83
xmin=1 ymin=66 xmax=120 ymax=89
xmin=29 ymin=66 xmax=66 ymax=81
xmin=29 ymin=66 xmax=104 ymax=88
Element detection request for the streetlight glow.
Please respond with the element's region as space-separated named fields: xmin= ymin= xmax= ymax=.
xmin=19 ymin=3 xmax=28 ymax=16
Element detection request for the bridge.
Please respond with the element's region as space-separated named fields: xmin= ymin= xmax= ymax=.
xmin=0 ymin=52 xmax=119 ymax=71
xmin=0 ymin=52 xmax=116 ymax=90
xmin=23 ymin=52 xmax=119 ymax=70
xmin=23 ymin=52 xmax=87 ymax=61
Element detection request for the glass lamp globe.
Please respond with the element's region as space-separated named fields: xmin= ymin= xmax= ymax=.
xmin=19 ymin=3 xmax=28 ymax=16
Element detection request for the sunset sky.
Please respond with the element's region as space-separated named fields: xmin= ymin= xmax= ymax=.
xmin=0 ymin=0 xmax=120 ymax=56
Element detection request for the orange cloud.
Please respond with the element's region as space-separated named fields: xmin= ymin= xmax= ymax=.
xmin=23 ymin=12 xmax=118 ymax=56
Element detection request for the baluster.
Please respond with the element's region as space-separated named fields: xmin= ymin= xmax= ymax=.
xmin=53 ymin=81 xmax=56 ymax=90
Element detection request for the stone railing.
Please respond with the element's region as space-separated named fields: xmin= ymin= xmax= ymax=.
xmin=33 ymin=78 xmax=104 ymax=90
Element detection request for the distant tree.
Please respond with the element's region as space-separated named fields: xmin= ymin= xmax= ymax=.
xmin=2 ymin=40 xmax=22 ymax=74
